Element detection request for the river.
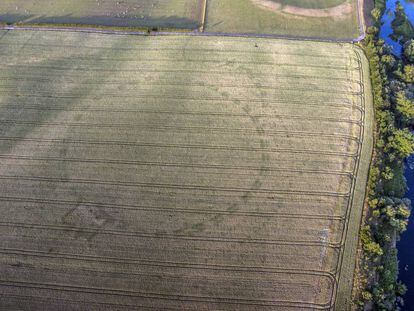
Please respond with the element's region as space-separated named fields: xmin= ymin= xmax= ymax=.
xmin=400 ymin=157 xmax=414 ymax=310
xmin=379 ymin=0 xmax=414 ymax=308
xmin=379 ymin=0 xmax=414 ymax=53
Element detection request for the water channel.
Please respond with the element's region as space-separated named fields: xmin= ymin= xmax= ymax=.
xmin=379 ymin=1 xmax=414 ymax=308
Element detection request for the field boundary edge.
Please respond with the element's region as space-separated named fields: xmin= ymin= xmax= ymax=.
xmin=0 ymin=0 xmax=366 ymax=44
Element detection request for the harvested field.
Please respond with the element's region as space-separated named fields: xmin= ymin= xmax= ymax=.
xmin=0 ymin=30 xmax=373 ymax=310
xmin=205 ymin=0 xmax=360 ymax=39
xmin=0 ymin=0 xmax=204 ymax=30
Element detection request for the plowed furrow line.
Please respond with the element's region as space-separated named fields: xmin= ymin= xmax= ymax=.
xmin=0 ymin=137 xmax=359 ymax=157
xmin=0 ymin=78 xmax=360 ymax=90
xmin=0 ymin=155 xmax=354 ymax=176
xmin=0 ymin=120 xmax=363 ymax=133
xmin=0 ymin=175 xmax=351 ymax=197
xmin=0 ymin=62 xmax=358 ymax=72
xmin=0 ymin=47 xmax=353 ymax=59
xmin=0 ymin=73 xmax=359 ymax=83
xmin=0 ymin=280 xmax=332 ymax=309
xmin=0 ymin=93 xmax=362 ymax=110
xmin=0 ymin=102 xmax=363 ymax=113
xmin=0 ymin=248 xmax=338 ymax=276
xmin=0 ymin=84 xmax=362 ymax=96
xmin=0 ymin=222 xmax=342 ymax=248
xmin=0 ymin=294 xmax=164 ymax=310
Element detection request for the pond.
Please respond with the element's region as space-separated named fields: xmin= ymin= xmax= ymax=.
xmin=379 ymin=1 xmax=414 ymax=308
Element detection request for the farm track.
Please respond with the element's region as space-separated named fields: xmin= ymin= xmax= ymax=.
xmin=0 ymin=137 xmax=361 ymax=159
xmin=0 ymin=221 xmax=344 ymax=249
xmin=0 ymin=95 xmax=364 ymax=111
xmin=0 ymin=196 xmax=348 ymax=219
xmin=0 ymin=61 xmax=360 ymax=72
xmin=0 ymin=31 xmax=372 ymax=310
xmin=0 ymin=279 xmax=337 ymax=310
xmin=0 ymin=154 xmax=356 ymax=175
xmin=0 ymin=79 xmax=362 ymax=91
xmin=4 ymin=122 xmax=357 ymax=135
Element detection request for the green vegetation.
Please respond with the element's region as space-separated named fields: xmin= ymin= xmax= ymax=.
xmin=404 ymin=39 xmax=414 ymax=62
xmin=0 ymin=0 xmax=205 ymax=30
xmin=0 ymin=30 xmax=372 ymax=310
xmin=391 ymin=2 xmax=414 ymax=44
xmin=205 ymin=0 xmax=360 ymax=38
xmin=356 ymin=5 xmax=414 ymax=308
xmin=371 ymin=0 xmax=386 ymax=16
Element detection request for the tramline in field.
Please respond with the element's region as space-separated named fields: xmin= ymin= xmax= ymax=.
xmin=0 ymin=30 xmax=373 ymax=310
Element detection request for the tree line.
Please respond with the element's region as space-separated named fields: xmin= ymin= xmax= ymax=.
xmin=356 ymin=3 xmax=414 ymax=310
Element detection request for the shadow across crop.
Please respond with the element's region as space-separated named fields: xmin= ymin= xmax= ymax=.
xmin=0 ymin=13 xmax=200 ymax=31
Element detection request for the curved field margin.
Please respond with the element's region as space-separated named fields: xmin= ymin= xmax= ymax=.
xmin=0 ymin=30 xmax=372 ymax=310
xmin=251 ymin=0 xmax=353 ymax=18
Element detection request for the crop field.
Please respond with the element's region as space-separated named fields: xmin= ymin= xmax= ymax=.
xmin=205 ymin=0 xmax=360 ymax=39
xmin=0 ymin=0 xmax=205 ymax=29
xmin=0 ymin=30 xmax=372 ymax=310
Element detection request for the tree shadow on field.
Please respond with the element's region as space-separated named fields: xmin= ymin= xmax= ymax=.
xmin=0 ymin=13 xmax=200 ymax=30
xmin=0 ymin=33 xmax=139 ymax=234
xmin=0 ymin=32 xmax=128 ymax=154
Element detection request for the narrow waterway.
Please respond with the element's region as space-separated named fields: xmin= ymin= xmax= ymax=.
xmin=400 ymin=156 xmax=414 ymax=309
xmin=379 ymin=1 xmax=414 ymax=308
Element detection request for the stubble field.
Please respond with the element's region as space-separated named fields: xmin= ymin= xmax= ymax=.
xmin=0 ymin=30 xmax=372 ymax=310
